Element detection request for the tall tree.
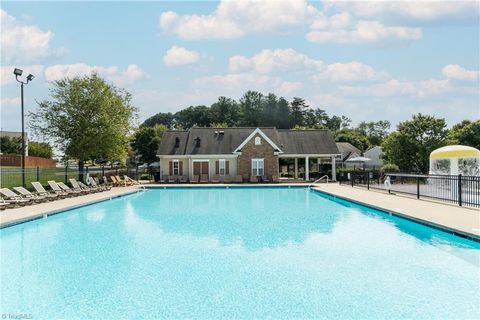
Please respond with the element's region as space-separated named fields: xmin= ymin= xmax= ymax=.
xmin=210 ymin=96 xmax=239 ymax=126
xmin=131 ymin=127 xmax=160 ymax=164
xmin=0 ymin=136 xmax=22 ymax=154
xmin=382 ymin=114 xmax=447 ymax=173
xmin=447 ymin=120 xmax=480 ymax=149
xmin=174 ymin=105 xmax=212 ymax=129
xmin=357 ymin=120 xmax=391 ymax=146
xmin=141 ymin=112 xmax=174 ymax=128
xmin=335 ymin=129 xmax=371 ymax=151
xmin=289 ymin=97 xmax=309 ymax=127
xmin=239 ymin=91 xmax=263 ymax=126
xmin=30 ymin=73 xmax=137 ymax=178
xmin=276 ymin=97 xmax=291 ymax=129
xmin=28 ymin=141 xmax=54 ymax=159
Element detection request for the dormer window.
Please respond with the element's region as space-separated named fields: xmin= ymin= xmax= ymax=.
xmin=255 ymin=137 xmax=261 ymax=145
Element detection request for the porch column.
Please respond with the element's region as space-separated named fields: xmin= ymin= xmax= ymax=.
xmin=294 ymin=158 xmax=298 ymax=180
xmin=317 ymin=158 xmax=321 ymax=172
xmin=331 ymin=156 xmax=336 ymax=181
xmin=305 ymin=156 xmax=309 ymax=181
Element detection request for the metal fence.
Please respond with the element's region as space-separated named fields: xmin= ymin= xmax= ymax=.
xmin=0 ymin=166 xmax=150 ymax=189
xmin=339 ymin=171 xmax=480 ymax=207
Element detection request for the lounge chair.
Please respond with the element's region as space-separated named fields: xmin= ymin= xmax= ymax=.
xmin=0 ymin=188 xmax=32 ymax=206
xmin=31 ymin=182 xmax=60 ymax=200
xmin=234 ymin=175 xmax=243 ymax=183
xmin=115 ymin=175 xmax=127 ymax=186
xmin=47 ymin=181 xmax=72 ymax=197
xmin=261 ymin=175 xmax=271 ymax=183
xmin=78 ymin=181 xmax=98 ymax=193
xmin=211 ymin=175 xmax=220 ymax=183
xmin=124 ymin=175 xmax=141 ymax=185
xmin=91 ymin=177 xmax=109 ymax=191
xmin=57 ymin=182 xmax=83 ymax=196
xmin=102 ymin=176 xmax=113 ymax=190
xmin=110 ymin=175 xmax=122 ymax=187
xmin=200 ymin=174 xmax=208 ymax=183
xmin=249 ymin=176 xmax=258 ymax=183
xmin=271 ymin=175 xmax=279 ymax=183
xmin=0 ymin=199 xmax=9 ymax=210
xmin=179 ymin=176 xmax=188 ymax=183
xmin=191 ymin=175 xmax=199 ymax=183
xmin=69 ymin=178 xmax=93 ymax=194
xmin=13 ymin=187 xmax=48 ymax=203
xmin=167 ymin=176 xmax=176 ymax=183
xmin=223 ymin=175 xmax=233 ymax=183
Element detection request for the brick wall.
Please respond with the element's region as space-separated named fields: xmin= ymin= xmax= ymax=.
xmin=0 ymin=155 xmax=57 ymax=168
xmin=237 ymin=134 xmax=278 ymax=180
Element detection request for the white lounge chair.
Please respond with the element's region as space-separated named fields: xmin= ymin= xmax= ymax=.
xmin=0 ymin=188 xmax=32 ymax=206
xmin=47 ymin=181 xmax=72 ymax=198
xmin=31 ymin=182 xmax=60 ymax=200
xmin=13 ymin=187 xmax=48 ymax=203
xmin=57 ymin=182 xmax=83 ymax=196
xmin=69 ymin=178 xmax=93 ymax=194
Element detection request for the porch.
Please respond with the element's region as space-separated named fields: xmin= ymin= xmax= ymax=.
xmin=278 ymin=155 xmax=338 ymax=182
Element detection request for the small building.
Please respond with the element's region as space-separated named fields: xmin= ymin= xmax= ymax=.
xmin=157 ymin=127 xmax=340 ymax=182
xmin=429 ymin=145 xmax=480 ymax=176
xmin=336 ymin=142 xmax=361 ymax=168
xmin=363 ymin=146 xmax=384 ymax=168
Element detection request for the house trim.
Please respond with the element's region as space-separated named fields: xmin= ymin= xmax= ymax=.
xmin=233 ymin=128 xmax=283 ymax=154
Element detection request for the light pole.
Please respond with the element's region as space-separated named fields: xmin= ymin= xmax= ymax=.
xmin=13 ymin=68 xmax=34 ymax=187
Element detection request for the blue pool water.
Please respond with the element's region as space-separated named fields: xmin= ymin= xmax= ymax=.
xmin=1 ymin=187 xmax=479 ymax=319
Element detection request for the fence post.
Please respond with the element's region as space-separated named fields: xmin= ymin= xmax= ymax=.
xmin=351 ymin=172 xmax=354 ymax=187
xmin=367 ymin=172 xmax=370 ymax=190
xmin=64 ymin=165 xmax=68 ymax=184
xmin=102 ymin=166 xmax=105 ymax=177
xmin=458 ymin=174 xmax=462 ymax=206
xmin=36 ymin=166 xmax=40 ymax=182
xmin=416 ymin=176 xmax=420 ymax=199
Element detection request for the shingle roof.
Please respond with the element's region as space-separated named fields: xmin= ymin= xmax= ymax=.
xmin=158 ymin=127 xmax=339 ymax=155
xmin=336 ymin=142 xmax=361 ymax=161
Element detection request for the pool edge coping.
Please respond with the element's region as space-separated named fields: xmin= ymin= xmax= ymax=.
xmin=311 ymin=187 xmax=480 ymax=243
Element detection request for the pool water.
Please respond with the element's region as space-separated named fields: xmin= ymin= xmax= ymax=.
xmin=1 ymin=187 xmax=479 ymax=319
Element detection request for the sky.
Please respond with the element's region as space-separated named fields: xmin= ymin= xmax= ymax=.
xmin=1 ymin=0 xmax=479 ymax=134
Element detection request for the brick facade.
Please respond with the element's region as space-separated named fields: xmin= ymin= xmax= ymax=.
xmin=237 ymin=134 xmax=278 ymax=180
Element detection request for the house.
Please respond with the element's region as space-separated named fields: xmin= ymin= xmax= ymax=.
xmin=157 ymin=127 xmax=340 ymax=182
xmin=336 ymin=142 xmax=361 ymax=168
xmin=363 ymin=146 xmax=384 ymax=168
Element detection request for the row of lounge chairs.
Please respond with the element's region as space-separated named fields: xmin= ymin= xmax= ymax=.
xmin=109 ymin=175 xmax=140 ymax=187
xmin=0 ymin=176 xmax=113 ymax=210
xmin=160 ymin=174 xmax=279 ymax=183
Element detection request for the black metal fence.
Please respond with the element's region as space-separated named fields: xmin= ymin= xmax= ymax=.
xmin=0 ymin=166 xmax=150 ymax=189
xmin=339 ymin=171 xmax=480 ymax=208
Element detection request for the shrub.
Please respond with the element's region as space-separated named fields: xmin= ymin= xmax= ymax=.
xmin=381 ymin=163 xmax=400 ymax=172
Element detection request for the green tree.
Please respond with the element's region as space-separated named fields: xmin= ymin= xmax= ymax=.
xmin=276 ymin=97 xmax=291 ymax=129
xmin=210 ymin=96 xmax=239 ymax=126
xmin=447 ymin=120 xmax=480 ymax=149
xmin=141 ymin=112 xmax=174 ymax=128
xmin=0 ymin=136 xmax=22 ymax=154
xmin=356 ymin=120 xmax=391 ymax=146
xmin=335 ymin=129 xmax=371 ymax=151
xmin=239 ymin=91 xmax=263 ymax=126
xmin=28 ymin=141 xmax=53 ymax=159
xmin=174 ymin=105 xmax=212 ymax=129
xmin=30 ymin=73 xmax=137 ymax=178
xmin=289 ymin=97 xmax=309 ymax=127
xmin=382 ymin=114 xmax=448 ymax=173
xmin=131 ymin=127 xmax=160 ymax=164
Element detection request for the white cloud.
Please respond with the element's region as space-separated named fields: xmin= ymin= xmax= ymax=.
xmin=307 ymin=18 xmax=422 ymax=43
xmin=194 ymin=73 xmax=280 ymax=92
xmin=325 ymin=1 xmax=479 ymax=22
xmin=340 ymin=79 xmax=450 ymax=97
xmin=229 ymin=48 xmax=323 ymax=74
xmin=277 ymin=81 xmax=303 ymax=95
xmin=159 ymin=0 xmax=315 ymax=40
xmin=0 ymin=97 xmax=21 ymax=107
xmin=0 ymin=9 xmax=62 ymax=63
xmin=314 ymin=62 xmax=389 ymax=82
xmin=44 ymin=63 xmax=147 ymax=86
xmin=442 ymin=64 xmax=479 ymax=81
xmin=163 ymin=46 xmax=200 ymax=67
xmin=1 ymin=65 xmax=44 ymax=86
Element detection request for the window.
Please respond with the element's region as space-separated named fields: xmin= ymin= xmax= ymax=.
xmin=219 ymin=159 xmax=226 ymax=176
xmin=252 ymin=159 xmax=264 ymax=176
xmin=173 ymin=160 xmax=179 ymax=175
xmin=255 ymin=137 xmax=261 ymax=145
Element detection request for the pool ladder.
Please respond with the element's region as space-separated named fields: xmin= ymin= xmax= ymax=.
xmin=308 ymin=175 xmax=329 ymax=188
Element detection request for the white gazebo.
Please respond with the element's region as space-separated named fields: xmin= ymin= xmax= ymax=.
xmin=429 ymin=145 xmax=480 ymax=176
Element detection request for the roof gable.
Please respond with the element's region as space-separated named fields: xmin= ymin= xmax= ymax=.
xmin=233 ymin=128 xmax=283 ymax=153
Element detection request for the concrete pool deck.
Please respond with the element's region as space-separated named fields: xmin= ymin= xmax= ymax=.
xmin=312 ymin=184 xmax=479 ymax=241
xmin=1 ymin=183 xmax=478 ymax=241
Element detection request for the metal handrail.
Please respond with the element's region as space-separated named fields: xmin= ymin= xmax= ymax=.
xmin=308 ymin=175 xmax=329 ymax=188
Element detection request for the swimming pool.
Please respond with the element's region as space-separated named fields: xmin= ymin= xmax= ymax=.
xmin=1 ymin=187 xmax=479 ymax=319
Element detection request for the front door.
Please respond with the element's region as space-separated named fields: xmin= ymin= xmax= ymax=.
xmin=193 ymin=161 xmax=209 ymax=176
